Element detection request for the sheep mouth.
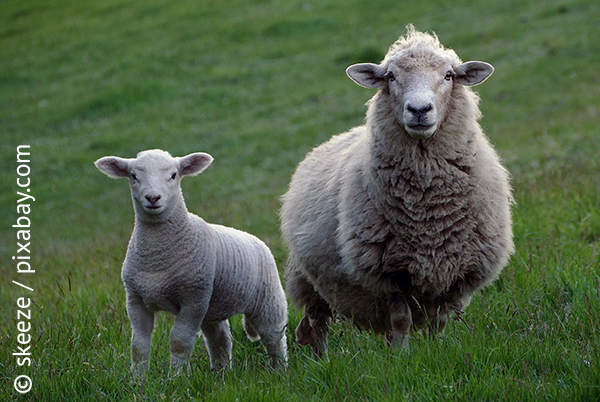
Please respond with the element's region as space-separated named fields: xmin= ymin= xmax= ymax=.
xmin=405 ymin=124 xmax=436 ymax=139
xmin=144 ymin=205 xmax=163 ymax=214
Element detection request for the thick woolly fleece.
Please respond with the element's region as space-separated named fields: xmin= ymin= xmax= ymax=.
xmin=281 ymin=28 xmax=513 ymax=350
xmin=95 ymin=150 xmax=287 ymax=380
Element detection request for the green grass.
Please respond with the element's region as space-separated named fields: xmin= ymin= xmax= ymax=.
xmin=1 ymin=0 xmax=599 ymax=400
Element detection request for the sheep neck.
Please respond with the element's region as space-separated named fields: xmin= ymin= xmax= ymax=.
xmin=130 ymin=200 xmax=198 ymax=264
xmin=364 ymin=92 xmax=477 ymax=229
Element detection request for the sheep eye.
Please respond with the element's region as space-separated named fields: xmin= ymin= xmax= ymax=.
xmin=384 ymin=71 xmax=396 ymax=82
xmin=131 ymin=173 xmax=137 ymax=181
xmin=444 ymin=71 xmax=454 ymax=81
xmin=171 ymin=172 xmax=177 ymax=180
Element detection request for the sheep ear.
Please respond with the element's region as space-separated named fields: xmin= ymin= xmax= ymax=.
xmin=179 ymin=152 xmax=213 ymax=176
xmin=94 ymin=156 xmax=131 ymax=178
xmin=454 ymin=61 xmax=494 ymax=86
xmin=346 ymin=63 xmax=387 ymax=89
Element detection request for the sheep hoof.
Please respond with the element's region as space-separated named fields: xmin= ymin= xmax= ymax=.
xmin=385 ymin=332 xmax=410 ymax=353
xmin=130 ymin=374 xmax=146 ymax=388
xmin=169 ymin=356 xmax=190 ymax=379
xmin=131 ymin=362 xmax=148 ymax=386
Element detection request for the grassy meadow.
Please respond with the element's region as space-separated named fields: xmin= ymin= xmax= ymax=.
xmin=1 ymin=0 xmax=599 ymax=400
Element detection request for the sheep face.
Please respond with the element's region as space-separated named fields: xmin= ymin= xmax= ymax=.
xmin=346 ymin=56 xmax=494 ymax=139
xmin=95 ymin=150 xmax=213 ymax=222
xmin=127 ymin=154 xmax=184 ymax=219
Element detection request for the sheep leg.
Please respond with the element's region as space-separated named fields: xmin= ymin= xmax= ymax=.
xmin=127 ymin=293 xmax=155 ymax=383
xmin=169 ymin=308 xmax=204 ymax=376
xmin=244 ymin=315 xmax=288 ymax=368
xmin=297 ymin=299 xmax=332 ymax=359
xmin=258 ymin=325 xmax=288 ymax=369
xmin=201 ymin=320 xmax=233 ymax=372
xmin=265 ymin=331 xmax=288 ymax=369
xmin=428 ymin=307 xmax=448 ymax=340
xmin=287 ymin=268 xmax=332 ymax=358
xmin=431 ymin=317 xmax=447 ymax=339
xmin=427 ymin=291 xmax=471 ymax=340
xmin=388 ymin=295 xmax=412 ymax=351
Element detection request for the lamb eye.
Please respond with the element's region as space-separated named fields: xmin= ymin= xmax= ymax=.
xmin=171 ymin=172 xmax=177 ymax=180
xmin=131 ymin=173 xmax=137 ymax=181
xmin=385 ymin=71 xmax=396 ymax=82
xmin=445 ymin=71 xmax=454 ymax=81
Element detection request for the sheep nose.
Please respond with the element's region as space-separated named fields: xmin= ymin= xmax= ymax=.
xmin=407 ymin=103 xmax=433 ymax=118
xmin=146 ymin=195 xmax=161 ymax=205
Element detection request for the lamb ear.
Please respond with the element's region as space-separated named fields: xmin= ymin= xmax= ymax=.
xmin=454 ymin=61 xmax=494 ymax=86
xmin=179 ymin=152 xmax=213 ymax=176
xmin=346 ymin=63 xmax=387 ymax=89
xmin=94 ymin=156 xmax=131 ymax=178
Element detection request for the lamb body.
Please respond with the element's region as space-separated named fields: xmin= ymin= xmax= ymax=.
xmin=95 ymin=149 xmax=287 ymax=379
xmin=281 ymin=26 xmax=513 ymax=355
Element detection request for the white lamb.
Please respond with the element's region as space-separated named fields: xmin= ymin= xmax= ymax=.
xmin=95 ymin=149 xmax=287 ymax=380
xmin=281 ymin=26 xmax=514 ymax=356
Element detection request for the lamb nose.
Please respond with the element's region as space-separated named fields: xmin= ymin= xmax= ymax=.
xmin=146 ymin=195 xmax=161 ymax=205
xmin=407 ymin=103 xmax=433 ymax=118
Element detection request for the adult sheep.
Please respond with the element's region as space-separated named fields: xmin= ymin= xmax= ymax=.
xmin=281 ymin=26 xmax=513 ymax=356
xmin=95 ymin=149 xmax=288 ymax=380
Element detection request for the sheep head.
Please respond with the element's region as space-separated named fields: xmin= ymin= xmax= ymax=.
xmin=95 ymin=149 xmax=213 ymax=222
xmin=346 ymin=29 xmax=493 ymax=140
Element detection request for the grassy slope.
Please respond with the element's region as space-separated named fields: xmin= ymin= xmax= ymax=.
xmin=1 ymin=0 xmax=599 ymax=400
